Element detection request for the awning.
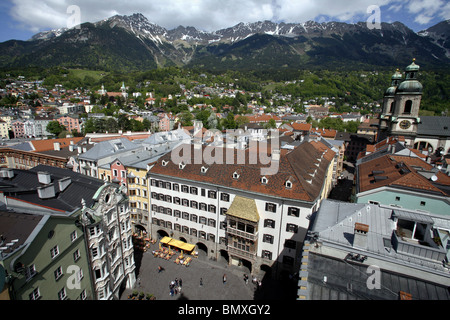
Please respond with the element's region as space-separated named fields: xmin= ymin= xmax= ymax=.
xmin=159 ymin=237 xmax=195 ymax=252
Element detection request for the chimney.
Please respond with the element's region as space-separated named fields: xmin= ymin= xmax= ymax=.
xmin=58 ymin=177 xmax=71 ymax=192
xmin=0 ymin=168 xmax=14 ymax=179
xmin=353 ymin=223 xmax=369 ymax=249
xmin=37 ymin=171 xmax=51 ymax=185
xmin=54 ymin=142 xmax=61 ymax=151
xmin=37 ymin=184 xmax=56 ymax=199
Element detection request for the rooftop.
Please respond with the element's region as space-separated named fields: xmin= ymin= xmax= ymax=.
xmin=357 ymin=154 xmax=450 ymax=196
xmin=149 ymin=140 xmax=335 ymax=202
xmin=0 ymin=165 xmax=104 ymax=215
xmin=306 ymin=199 xmax=450 ymax=291
xmin=0 ymin=211 xmax=45 ymax=260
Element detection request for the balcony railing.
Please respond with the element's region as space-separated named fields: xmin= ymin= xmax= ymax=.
xmin=227 ymin=246 xmax=256 ymax=260
xmin=227 ymin=227 xmax=258 ymax=241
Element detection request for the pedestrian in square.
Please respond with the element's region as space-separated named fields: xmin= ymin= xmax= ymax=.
xmin=179 ymin=278 xmax=183 ymax=287
xmin=223 ymin=274 xmax=227 ymax=284
xmin=200 ymin=277 xmax=203 ymax=286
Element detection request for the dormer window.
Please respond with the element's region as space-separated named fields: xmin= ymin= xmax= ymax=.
xmin=162 ymin=160 xmax=169 ymax=167
xmin=285 ymin=180 xmax=293 ymax=189
xmin=201 ymin=166 xmax=209 ymax=174
xmin=261 ymin=176 xmax=268 ymax=185
xmin=179 ymin=162 xmax=186 ymax=170
xmin=233 ymin=172 xmax=240 ymax=179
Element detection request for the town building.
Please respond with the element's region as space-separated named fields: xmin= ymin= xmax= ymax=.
xmin=147 ymin=139 xmax=335 ymax=279
xmin=0 ymin=137 xmax=86 ymax=170
xmin=377 ymin=60 xmax=450 ymax=156
xmin=0 ymin=165 xmax=136 ymax=300
xmin=75 ymin=138 xmax=141 ymax=178
xmin=79 ymin=182 xmax=136 ymax=300
xmin=55 ymin=114 xmax=82 ymax=133
xmin=0 ymin=211 xmax=93 ymax=300
xmin=0 ymin=120 xmax=8 ymax=139
xmin=298 ymin=200 xmax=450 ymax=300
xmin=353 ymin=153 xmax=450 ymax=218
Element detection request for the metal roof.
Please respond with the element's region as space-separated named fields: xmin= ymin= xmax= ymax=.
xmin=0 ymin=165 xmax=104 ymax=214
xmin=417 ymin=116 xmax=450 ymax=137
xmin=304 ymin=252 xmax=450 ymax=300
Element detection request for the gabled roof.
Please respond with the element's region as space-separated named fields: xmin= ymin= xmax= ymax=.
xmin=357 ymin=154 xmax=450 ymax=196
xmin=78 ymin=138 xmax=140 ymax=161
xmin=0 ymin=165 xmax=104 ymax=214
xmin=0 ymin=211 xmax=45 ymax=260
xmin=417 ymin=116 xmax=450 ymax=137
xmin=150 ymin=141 xmax=335 ymax=202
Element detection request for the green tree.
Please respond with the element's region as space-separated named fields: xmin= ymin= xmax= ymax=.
xmin=264 ymin=118 xmax=277 ymax=129
xmin=117 ymin=114 xmax=131 ymax=131
xmin=223 ymin=113 xmax=238 ymax=129
xmin=83 ymin=119 xmax=96 ymax=134
xmin=180 ymin=112 xmax=194 ymax=127
xmin=235 ymin=115 xmax=249 ymax=128
xmin=46 ymin=121 xmax=66 ymax=136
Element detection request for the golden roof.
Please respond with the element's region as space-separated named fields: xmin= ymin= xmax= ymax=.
xmin=227 ymin=196 xmax=260 ymax=223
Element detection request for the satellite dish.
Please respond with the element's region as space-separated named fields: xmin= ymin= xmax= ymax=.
xmin=431 ymin=175 xmax=438 ymax=182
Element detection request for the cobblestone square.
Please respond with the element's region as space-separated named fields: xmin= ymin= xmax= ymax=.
xmin=120 ymin=241 xmax=296 ymax=301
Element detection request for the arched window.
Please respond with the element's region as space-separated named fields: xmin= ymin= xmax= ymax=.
xmin=404 ymin=100 xmax=412 ymax=114
xmin=389 ymin=101 xmax=395 ymax=113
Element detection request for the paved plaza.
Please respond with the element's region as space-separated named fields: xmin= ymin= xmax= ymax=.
xmin=120 ymin=241 xmax=297 ymax=301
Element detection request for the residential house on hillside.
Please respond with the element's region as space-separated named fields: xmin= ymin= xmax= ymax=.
xmin=55 ymin=114 xmax=82 ymax=133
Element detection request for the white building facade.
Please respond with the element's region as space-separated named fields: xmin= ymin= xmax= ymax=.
xmin=147 ymin=142 xmax=335 ymax=279
xmin=80 ymin=183 xmax=136 ymax=300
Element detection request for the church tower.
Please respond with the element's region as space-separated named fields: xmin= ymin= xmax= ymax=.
xmin=378 ymin=59 xmax=423 ymax=146
xmin=377 ymin=69 xmax=403 ymax=141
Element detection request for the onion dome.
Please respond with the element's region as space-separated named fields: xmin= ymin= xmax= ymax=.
xmin=396 ymin=59 xmax=423 ymax=94
xmin=384 ymin=69 xmax=403 ymax=96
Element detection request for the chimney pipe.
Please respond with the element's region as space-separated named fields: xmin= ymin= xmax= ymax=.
xmin=353 ymin=223 xmax=369 ymax=249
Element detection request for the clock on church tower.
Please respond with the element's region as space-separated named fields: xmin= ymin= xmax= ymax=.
xmin=399 ymin=120 xmax=411 ymax=130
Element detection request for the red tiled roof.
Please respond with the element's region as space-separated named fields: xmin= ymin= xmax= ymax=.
xmin=291 ymin=123 xmax=312 ymax=132
xmin=358 ymin=154 xmax=450 ymax=195
xmin=30 ymin=137 xmax=84 ymax=152
xmin=150 ymin=141 xmax=335 ymax=202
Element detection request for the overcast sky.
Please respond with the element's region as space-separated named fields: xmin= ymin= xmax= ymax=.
xmin=1 ymin=0 xmax=449 ymax=42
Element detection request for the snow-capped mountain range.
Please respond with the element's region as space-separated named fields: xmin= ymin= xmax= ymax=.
xmin=4 ymin=13 xmax=448 ymax=71
xmin=30 ymin=13 xmax=432 ymax=45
